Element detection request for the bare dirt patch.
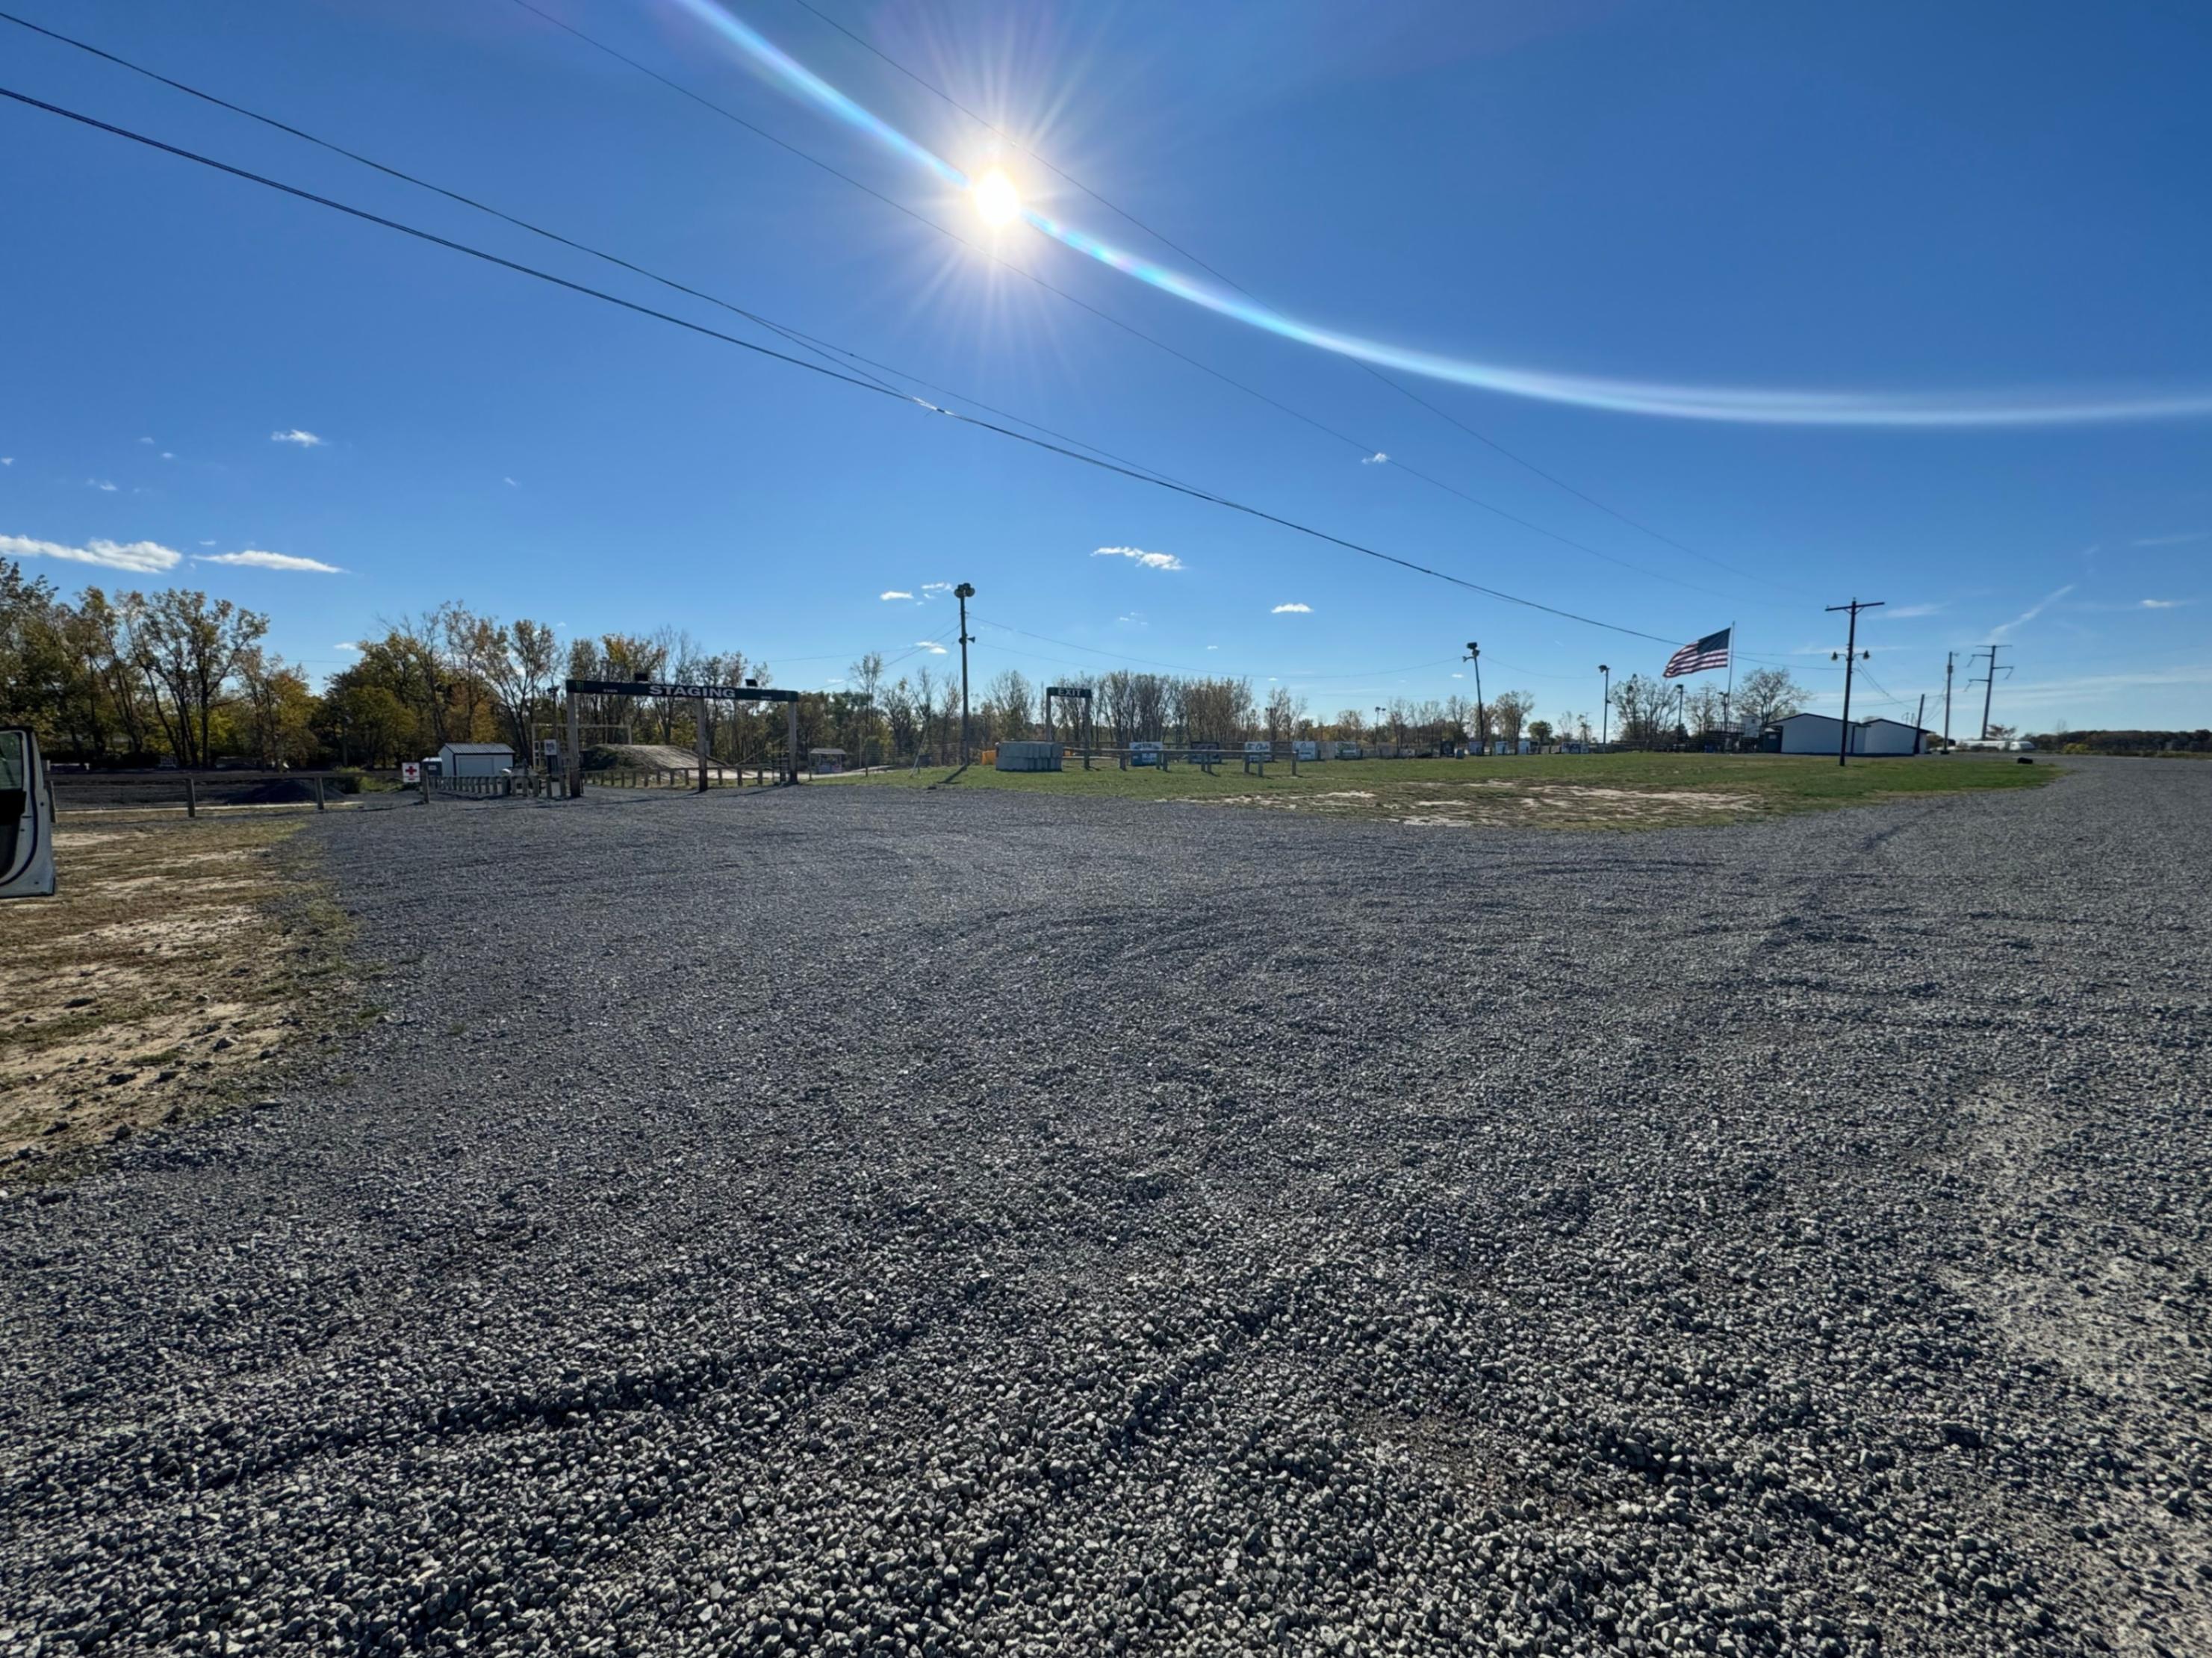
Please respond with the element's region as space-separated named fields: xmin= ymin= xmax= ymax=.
xmin=0 ymin=819 xmax=354 ymax=1176
xmin=1178 ymin=779 xmax=1761 ymax=828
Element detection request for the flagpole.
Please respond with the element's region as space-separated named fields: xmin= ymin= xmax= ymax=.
xmin=1724 ymin=618 xmax=1737 ymax=745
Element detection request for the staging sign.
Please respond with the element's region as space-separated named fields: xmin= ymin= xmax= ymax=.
xmin=1044 ymin=685 xmax=1092 ymax=699
xmin=565 ymin=678 xmax=798 ymax=704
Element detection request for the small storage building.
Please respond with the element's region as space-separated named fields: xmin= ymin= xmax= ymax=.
xmin=1768 ymin=713 xmax=1847 ymax=755
xmin=438 ymin=742 xmax=514 ymax=778
xmin=1768 ymin=713 xmax=1926 ymax=756
xmin=1857 ymin=718 xmax=1925 ymax=756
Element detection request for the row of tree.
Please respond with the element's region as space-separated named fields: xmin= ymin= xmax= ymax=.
xmin=1 ymin=557 xmax=1814 ymax=770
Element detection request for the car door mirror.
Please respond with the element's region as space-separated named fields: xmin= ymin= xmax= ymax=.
xmin=0 ymin=727 xmax=57 ymax=900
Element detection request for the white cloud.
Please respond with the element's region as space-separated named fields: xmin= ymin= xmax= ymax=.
xmin=161 ymin=452 xmax=174 ymax=461
xmin=199 ymin=539 xmax=217 ymax=547
xmin=138 ymin=437 xmax=155 ymax=445
xmin=880 ymin=590 xmax=915 ymax=601
xmin=503 ymin=476 xmax=518 ymax=488
xmin=1093 ymin=545 xmax=1184 ymax=571
xmin=1450 ymin=672 xmax=1464 ymax=679
xmin=1884 ymin=602 xmax=1944 ymax=619
xmin=199 ymin=549 xmax=344 ymax=574
xmin=915 ymin=640 xmax=948 ymax=654
xmin=1205 ymin=644 xmax=1220 ymax=650
xmin=336 ymin=641 xmax=364 ymax=652
xmin=1 ymin=458 xmax=12 ymax=466
xmin=1272 ymin=602 xmax=1312 ymax=614
xmin=2133 ymin=531 xmax=2208 ymax=547
xmin=2140 ymin=597 xmax=2190 ymax=609
xmin=1361 ymin=452 xmax=1388 ymax=465
xmin=270 ymin=429 xmax=324 ymax=447
xmin=87 ymin=478 xmax=117 ymax=492
xmin=1989 ymin=583 xmax=2075 ymax=641
xmin=1 ymin=533 xmax=182 ymax=574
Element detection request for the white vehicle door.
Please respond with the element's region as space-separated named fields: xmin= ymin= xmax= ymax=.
xmin=0 ymin=727 xmax=57 ymax=900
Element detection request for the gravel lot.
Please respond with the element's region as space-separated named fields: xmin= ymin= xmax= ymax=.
xmin=3 ymin=757 xmax=2206 ymax=1657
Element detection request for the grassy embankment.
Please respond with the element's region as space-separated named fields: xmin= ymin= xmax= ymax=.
xmin=0 ymin=818 xmax=355 ymax=1179
xmin=827 ymin=751 xmax=2054 ymax=828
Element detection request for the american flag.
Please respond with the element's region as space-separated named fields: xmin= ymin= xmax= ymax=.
xmin=1663 ymin=627 xmax=1732 ymax=679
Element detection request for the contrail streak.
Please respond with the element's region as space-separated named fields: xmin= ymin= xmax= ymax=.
xmin=667 ymin=0 xmax=2212 ymax=429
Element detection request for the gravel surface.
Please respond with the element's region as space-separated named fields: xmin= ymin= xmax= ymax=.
xmin=3 ymin=757 xmax=2206 ymax=1657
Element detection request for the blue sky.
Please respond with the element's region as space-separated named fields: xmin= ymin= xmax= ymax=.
xmin=3 ymin=0 xmax=2208 ymax=730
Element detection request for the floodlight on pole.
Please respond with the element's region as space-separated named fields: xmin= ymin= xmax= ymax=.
xmin=954 ymin=582 xmax=976 ymax=764
xmin=1463 ymin=641 xmax=1485 ymax=751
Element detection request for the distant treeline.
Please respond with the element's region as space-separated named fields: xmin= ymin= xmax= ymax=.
xmin=4 ymin=558 xmax=1815 ymax=769
xmin=2035 ymin=729 xmax=2212 ymax=756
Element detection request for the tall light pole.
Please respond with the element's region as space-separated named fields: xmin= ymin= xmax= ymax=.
xmin=1463 ymin=642 xmax=1485 ymax=753
xmin=1598 ymin=665 xmax=1610 ymax=748
xmin=1373 ymin=706 xmax=1386 ymax=755
xmin=954 ymin=582 xmax=975 ymax=763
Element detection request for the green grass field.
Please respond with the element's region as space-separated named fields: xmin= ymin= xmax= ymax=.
xmin=825 ymin=751 xmax=2054 ymax=829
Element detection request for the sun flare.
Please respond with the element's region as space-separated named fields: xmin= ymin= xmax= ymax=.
xmin=971 ymin=167 xmax=1021 ymax=228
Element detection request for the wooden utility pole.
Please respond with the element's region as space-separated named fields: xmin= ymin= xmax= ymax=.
xmin=1825 ymin=598 xmax=1883 ymax=766
xmin=1942 ymin=651 xmax=1955 ymax=751
xmin=1597 ymin=665 xmax=1610 ymax=748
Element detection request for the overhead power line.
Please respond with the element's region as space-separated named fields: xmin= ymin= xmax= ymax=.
xmin=493 ymin=0 xmax=1742 ymax=600
xmin=782 ymin=0 xmax=1781 ymax=594
xmin=973 ymin=616 xmax=1461 ymax=683
xmin=0 ymin=7 xmax=1724 ymax=618
xmin=0 ymin=82 xmax=1687 ymax=648
xmin=0 ymin=7 xmax=1214 ymax=492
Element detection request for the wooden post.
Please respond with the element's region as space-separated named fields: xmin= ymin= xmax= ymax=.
xmin=184 ymin=774 xmax=197 ymax=819
xmin=697 ymin=698 xmax=710 ymax=792
xmin=565 ymin=687 xmax=582 ymax=801
xmin=314 ymin=774 xmax=326 ymax=811
xmin=786 ymin=698 xmax=799 ymax=784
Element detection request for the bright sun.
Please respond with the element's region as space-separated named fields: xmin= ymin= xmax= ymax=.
xmin=972 ymin=168 xmax=1021 ymax=228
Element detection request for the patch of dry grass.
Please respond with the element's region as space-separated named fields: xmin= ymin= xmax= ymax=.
xmin=0 ymin=818 xmax=354 ymax=1176
xmin=836 ymin=753 xmax=2052 ymax=828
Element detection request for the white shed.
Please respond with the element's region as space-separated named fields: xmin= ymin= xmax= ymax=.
xmin=1771 ymin=713 xmax=1847 ymax=754
xmin=1857 ymin=718 xmax=1925 ymax=756
xmin=1769 ymin=714 xmax=1925 ymax=756
xmin=438 ymin=742 xmax=515 ymax=778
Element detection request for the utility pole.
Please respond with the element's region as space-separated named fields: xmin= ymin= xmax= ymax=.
xmin=1914 ymin=692 xmax=1926 ymax=755
xmin=1463 ymin=642 xmax=1484 ymax=752
xmin=1969 ymin=645 xmax=2008 ymax=739
xmin=1825 ymin=598 xmax=1883 ymax=766
xmin=1597 ymin=664 xmax=1610 ymax=748
xmin=1942 ymin=651 xmax=1955 ymax=751
xmin=954 ymin=582 xmax=976 ymax=764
